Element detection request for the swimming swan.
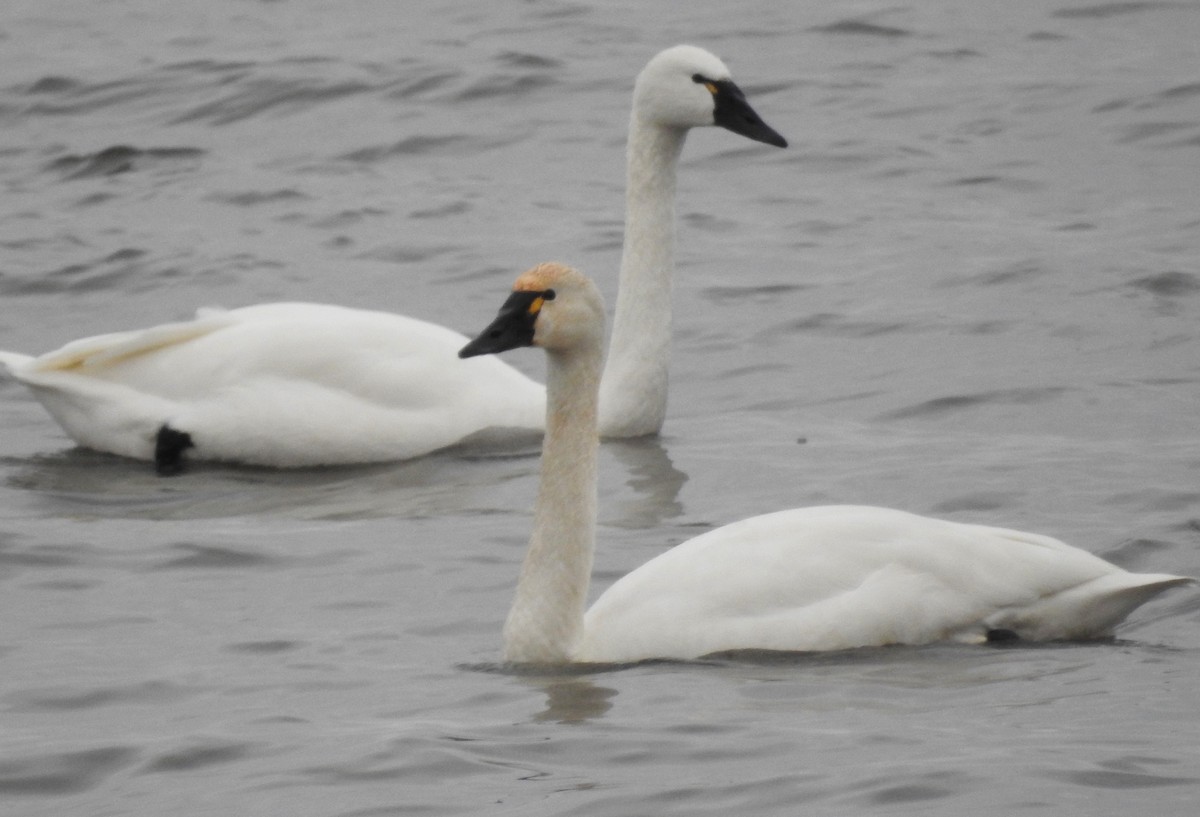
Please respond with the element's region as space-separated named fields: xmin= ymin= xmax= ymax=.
xmin=0 ymin=45 xmax=786 ymax=473
xmin=459 ymin=263 xmax=1194 ymax=664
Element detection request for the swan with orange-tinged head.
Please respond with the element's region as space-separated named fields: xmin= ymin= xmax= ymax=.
xmin=461 ymin=263 xmax=1194 ymax=666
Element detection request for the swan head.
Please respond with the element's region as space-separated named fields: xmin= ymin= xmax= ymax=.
xmin=459 ymin=263 xmax=605 ymax=358
xmin=633 ymin=44 xmax=787 ymax=148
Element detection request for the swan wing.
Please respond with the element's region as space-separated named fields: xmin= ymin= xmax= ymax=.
xmin=579 ymin=505 xmax=1191 ymax=662
xmin=2 ymin=303 xmax=545 ymax=465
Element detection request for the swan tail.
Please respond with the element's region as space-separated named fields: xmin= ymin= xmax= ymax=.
xmin=991 ymin=572 xmax=1194 ymax=641
xmin=1093 ymin=573 xmax=1196 ymax=627
xmin=14 ymin=313 xmax=233 ymax=376
xmin=0 ymin=351 xmax=35 ymax=375
xmin=3 ymin=344 xmax=181 ymax=461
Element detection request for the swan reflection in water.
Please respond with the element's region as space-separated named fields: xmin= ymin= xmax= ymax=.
xmin=530 ymin=677 xmax=620 ymax=725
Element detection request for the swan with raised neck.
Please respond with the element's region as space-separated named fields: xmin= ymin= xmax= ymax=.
xmin=463 ymin=263 xmax=605 ymax=661
xmin=0 ymin=45 xmax=785 ymax=472
xmin=599 ymin=44 xmax=787 ymax=437
xmin=461 ymin=263 xmax=1193 ymax=665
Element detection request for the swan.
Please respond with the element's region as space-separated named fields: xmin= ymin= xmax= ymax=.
xmin=0 ymin=45 xmax=786 ymax=474
xmin=459 ymin=262 xmax=1194 ymax=664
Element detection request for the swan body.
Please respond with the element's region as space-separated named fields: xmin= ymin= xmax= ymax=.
xmin=0 ymin=303 xmax=543 ymax=468
xmin=0 ymin=45 xmax=786 ymax=471
xmin=578 ymin=505 xmax=1191 ymax=662
xmin=460 ymin=263 xmax=1193 ymax=665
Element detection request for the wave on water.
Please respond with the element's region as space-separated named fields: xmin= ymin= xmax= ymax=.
xmin=46 ymin=145 xmax=205 ymax=180
xmin=0 ymin=746 xmax=138 ymax=796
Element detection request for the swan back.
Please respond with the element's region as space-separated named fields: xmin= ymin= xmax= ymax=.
xmin=578 ymin=506 xmax=1192 ymax=663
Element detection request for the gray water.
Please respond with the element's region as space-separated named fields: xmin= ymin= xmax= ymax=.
xmin=2 ymin=1 xmax=1200 ymax=814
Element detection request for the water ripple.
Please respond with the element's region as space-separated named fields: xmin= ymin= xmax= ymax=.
xmin=811 ymin=20 xmax=913 ymax=38
xmin=879 ymin=387 xmax=1072 ymax=421
xmin=142 ymin=740 xmax=260 ymax=774
xmin=1047 ymin=768 xmax=1199 ymax=788
xmin=0 ymin=746 xmax=137 ymax=796
xmin=1129 ymin=271 xmax=1200 ymax=297
xmin=9 ymin=680 xmax=192 ymax=712
xmin=0 ymin=246 xmax=171 ymax=296
xmin=1052 ymin=2 xmax=1179 ymax=20
xmin=46 ymin=145 xmax=205 ymax=180
xmin=452 ymin=72 xmax=556 ymax=103
xmin=148 ymin=542 xmax=283 ymax=571
xmin=777 ymin=312 xmax=912 ymax=339
xmin=339 ymin=135 xmax=472 ymax=163
xmin=170 ymin=77 xmax=376 ymax=126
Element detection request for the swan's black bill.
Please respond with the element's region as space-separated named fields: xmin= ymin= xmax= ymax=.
xmin=709 ymin=79 xmax=787 ymax=148
xmin=459 ymin=290 xmax=547 ymax=358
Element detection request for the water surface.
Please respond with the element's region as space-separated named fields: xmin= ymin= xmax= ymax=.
xmin=2 ymin=1 xmax=1199 ymax=815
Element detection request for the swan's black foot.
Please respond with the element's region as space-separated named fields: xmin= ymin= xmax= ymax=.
xmin=986 ymin=628 xmax=1020 ymax=644
xmin=155 ymin=425 xmax=194 ymax=476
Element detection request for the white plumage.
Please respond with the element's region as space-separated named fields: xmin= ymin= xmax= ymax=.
xmin=1 ymin=303 xmax=542 ymax=466
xmin=579 ymin=505 xmax=1190 ymax=662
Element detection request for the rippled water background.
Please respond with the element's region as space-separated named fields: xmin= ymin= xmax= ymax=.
xmin=2 ymin=1 xmax=1200 ymax=814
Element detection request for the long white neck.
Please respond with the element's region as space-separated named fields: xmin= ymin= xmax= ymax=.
xmin=503 ymin=340 xmax=603 ymax=664
xmin=597 ymin=115 xmax=687 ymax=438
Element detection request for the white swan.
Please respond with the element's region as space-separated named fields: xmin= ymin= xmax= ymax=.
xmin=459 ymin=263 xmax=1194 ymax=665
xmin=0 ymin=45 xmax=786 ymax=473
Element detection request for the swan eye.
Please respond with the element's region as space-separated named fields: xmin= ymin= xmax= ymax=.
xmin=526 ymin=289 xmax=556 ymax=314
xmin=692 ymin=74 xmax=719 ymax=95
